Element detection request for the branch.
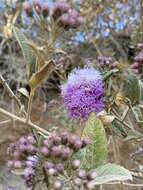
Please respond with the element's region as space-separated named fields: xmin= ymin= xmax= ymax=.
xmin=104 ymin=182 xmax=143 ymax=187
xmin=0 ymin=107 xmax=50 ymax=136
xmin=0 ymin=74 xmax=26 ymax=116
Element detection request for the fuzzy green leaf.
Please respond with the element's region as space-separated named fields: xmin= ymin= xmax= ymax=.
xmin=81 ymin=113 xmax=108 ymax=169
xmin=12 ymin=26 xmax=36 ymax=79
xmin=93 ymin=163 xmax=132 ymax=185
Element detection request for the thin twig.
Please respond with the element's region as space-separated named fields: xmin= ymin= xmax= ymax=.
xmin=110 ymin=128 xmax=120 ymax=163
xmin=26 ymin=92 xmax=34 ymax=122
xmin=0 ymin=107 xmax=50 ymax=135
xmin=104 ymin=182 xmax=143 ymax=187
xmin=0 ymin=119 xmax=11 ymax=125
xmin=120 ymin=182 xmax=124 ymax=190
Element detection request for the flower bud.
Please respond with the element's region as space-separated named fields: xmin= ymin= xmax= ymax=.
xmin=53 ymin=135 xmax=62 ymax=145
xmin=58 ymin=14 xmax=70 ymax=30
xmin=68 ymin=135 xmax=77 ymax=148
xmin=44 ymin=161 xmax=54 ymax=169
xmin=73 ymin=139 xmax=82 ymax=151
xmin=87 ymin=171 xmax=97 ymax=180
xmin=78 ymin=169 xmax=86 ymax=179
xmin=40 ymin=146 xmax=49 ymax=156
xmin=51 ymin=146 xmax=62 ymax=157
xmin=60 ymin=132 xmax=69 ymax=145
xmin=43 ymin=139 xmax=49 ymax=146
xmin=42 ymin=3 xmax=49 ymax=17
xmin=19 ymin=137 xmax=27 ymax=144
xmin=27 ymin=135 xmax=36 ymax=145
xmin=62 ymin=147 xmax=72 ymax=160
xmin=33 ymin=0 xmax=41 ymax=14
xmin=81 ymin=138 xmax=91 ymax=148
xmin=73 ymin=177 xmax=82 ymax=187
xmin=23 ymin=2 xmax=33 ymax=17
xmin=48 ymin=168 xmax=58 ymax=176
xmin=72 ymin=159 xmax=80 ymax=170
xmin=53 ymin=180 xmax=63 ymax=189
xmin=52 ymin=2 xmax=70 ymax=20
xmin=26 ymin=156 xmax=38 ymax=168
xmin=131 ymin=62 xmax=139 ymax=69
xmin=86 ymin=180 xmax=95 ymax=189
xmin=27 ymin=145 xmax=36 ymax=154
xmin=55 ymin=163 xmax=64 ymax=173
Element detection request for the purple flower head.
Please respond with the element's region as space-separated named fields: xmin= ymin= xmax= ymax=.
xmin=61 ymin=68 xmax=104 ymax=120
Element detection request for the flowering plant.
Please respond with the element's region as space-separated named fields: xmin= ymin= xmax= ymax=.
xmin=0 ymin=0 xmax=143 ymax=190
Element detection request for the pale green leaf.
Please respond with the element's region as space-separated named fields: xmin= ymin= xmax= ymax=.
xmin=12 ymin=26 xmax=36 ymax=79
xmin=93 ymin=163 xmax=132 ymax=185
xmin=81 ymin=113 xmax=108 ymax=169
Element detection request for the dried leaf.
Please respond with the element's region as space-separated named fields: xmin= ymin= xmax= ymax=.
xmin=3 ymin=8 xmax=20 ymax=39
xmin=3 ymin=24 xmax=12 ymax=39
xmin=26 ymin=41 xmax=45 ymax=70
xmin=115 ymin=92 xmax=125 ymax=106
xmin=29 ymin=60 xmax=54 ymax=91
xmin=97 ymin=110 xmax=115 ymax=125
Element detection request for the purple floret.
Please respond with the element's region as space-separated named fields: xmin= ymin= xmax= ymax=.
xmin=61 ymin=68 xmax=104 ymax=120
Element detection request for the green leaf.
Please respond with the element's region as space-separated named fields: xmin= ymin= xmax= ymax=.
xmin=81 ymin=113 xmax=108 ymax=169
xmin=93 ymin=163 xmax=132 ymax=185
xmin=12 ymin=26 xmax=36 ymax=79
xmin=123 ymin=74 xmax=140 ymax=104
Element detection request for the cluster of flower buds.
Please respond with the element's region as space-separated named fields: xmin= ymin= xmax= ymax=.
xmin=41 ymin=132 xmax=91 ymax=172
xmin=131 ymin=43 xmax=143 ymax=77
xmin=53 ymin=3 xmax=84 ymax=30
xmin=7 ymin=134 xmax=37 ymax=187
xmin=23 ymin=1 xmax=83 ymax=30
xmin=72 ymin=159 xmax=97 ymax=189
xmin=7 ymin=132 xmax=91 ymax=189
xmin=97 ymin=56 xmax=119 ymax=70
xmin=23 ymin=0 xmax=49 ymax=18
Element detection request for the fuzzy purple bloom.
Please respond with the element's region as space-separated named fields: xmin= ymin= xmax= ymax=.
xmin=61 ymin=68 xmax=104 ymax=120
